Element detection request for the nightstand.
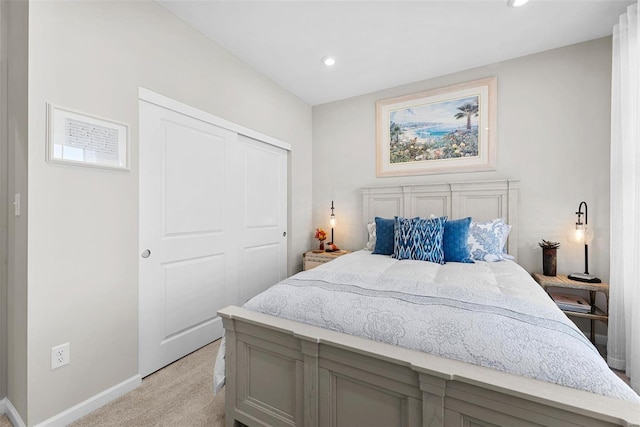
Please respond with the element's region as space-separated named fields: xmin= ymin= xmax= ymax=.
xmin=532 ymin=273 xmax=609 ymax=344
xmin=303 ymin=250 xmax=351 ymax=271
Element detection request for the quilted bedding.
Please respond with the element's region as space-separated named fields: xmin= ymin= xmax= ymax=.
xmin=239 ymin=250 xmax=639 ymax=402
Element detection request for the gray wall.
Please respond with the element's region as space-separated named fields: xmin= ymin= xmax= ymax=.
xmin=312 ymin=38 xmax=612 ymax=286
xmin=0 ymin=0 xmax=7 ymax=403
xmin=24 ymin=1 xmax=312 ymax=424
xmin=5 ymin=0 xmax=29 ymax=420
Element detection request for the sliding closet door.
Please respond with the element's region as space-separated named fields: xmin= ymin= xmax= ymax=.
xmin=139 ymin=98 xmax=289 ymax=377
xmin=237 ymin=136 xmax=288 ymax=304
xmin=139 ymin=101 xmax=242 ymax=377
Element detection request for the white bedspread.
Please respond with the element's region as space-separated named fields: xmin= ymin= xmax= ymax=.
xmin=221 ymin=251 xmax=640 ymax=402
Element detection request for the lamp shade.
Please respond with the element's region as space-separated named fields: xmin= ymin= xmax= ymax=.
xmin=567 ymin=223 xmax=594 ymax=245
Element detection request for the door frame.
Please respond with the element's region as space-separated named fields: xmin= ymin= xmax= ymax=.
xmin=139 ymin=88 xmax=291 ymax=152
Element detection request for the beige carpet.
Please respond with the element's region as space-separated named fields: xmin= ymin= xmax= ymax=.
xmin=0 ymin=415 xmax=12 ymax=427
xmin=71 ymin=340 xmax=225 ymax=427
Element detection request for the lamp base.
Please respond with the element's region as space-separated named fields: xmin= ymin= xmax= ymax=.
xmin=568 ymin=273 xmax=601 ymax=283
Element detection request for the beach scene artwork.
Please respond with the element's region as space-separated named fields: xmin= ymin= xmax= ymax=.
xmin=376 ymin=77 xmax=496 ymax=176
xmin=389 ymin=95 xmax=480 ymax=164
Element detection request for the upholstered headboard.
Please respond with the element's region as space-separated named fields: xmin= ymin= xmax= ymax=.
xmin=362 ymin=179 xmax=519 ymax=259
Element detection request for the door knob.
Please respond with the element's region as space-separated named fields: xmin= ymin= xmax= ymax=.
xmin=141 ymin=249 xmax=151 ymax=258
xmin=282 ymin=232 xmax=287 ymax=237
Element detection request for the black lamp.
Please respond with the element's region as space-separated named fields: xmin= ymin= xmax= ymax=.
xmin=567 ymin=201 xmax=601 ymax=283
xmin=329 ymin=200 xmax=336 ymax=244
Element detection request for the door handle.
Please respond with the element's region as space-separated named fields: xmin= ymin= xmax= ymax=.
xmin=282 ymin=232 xmax=287 ymax=237
xmin=141 ymin=249 xmax=151 ymax=258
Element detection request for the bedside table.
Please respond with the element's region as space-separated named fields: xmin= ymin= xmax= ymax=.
xmin=303 ymin=250 xmax=351 ymax=271
xmin=532 ymin=273 xmax=609 ymax=344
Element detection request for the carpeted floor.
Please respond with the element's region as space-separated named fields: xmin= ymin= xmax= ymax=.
xmin=71 ymin=339 xmax=225 ymax=427
xmin=0 ymin=415 xmax=12 ymax=427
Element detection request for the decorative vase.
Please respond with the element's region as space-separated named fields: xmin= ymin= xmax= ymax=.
xmin=319 ymin=241 xmax=325 ymax=251
xmin=542 ymin=247 xmax=557 ymax=276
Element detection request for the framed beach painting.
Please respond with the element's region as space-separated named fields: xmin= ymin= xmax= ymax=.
xmin=376 ymin=77 xmax=497 ymax=177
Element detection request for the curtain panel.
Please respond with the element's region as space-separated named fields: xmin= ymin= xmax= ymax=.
xmin=609 ymin=1 xmax=640 ymax=393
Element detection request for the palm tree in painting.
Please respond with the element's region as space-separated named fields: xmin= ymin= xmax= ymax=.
xmin=454 ymin=103 xmax=478 ymax=130
xmin=390 ymin=122 xmax=402 ymax=143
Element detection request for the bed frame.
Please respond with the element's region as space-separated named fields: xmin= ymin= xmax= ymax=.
xmin=219 ymin=180 xmax=640 ymax=427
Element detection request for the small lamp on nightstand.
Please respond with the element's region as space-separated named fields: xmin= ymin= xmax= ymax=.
xmin=326 ymin=201 xmax=340 ymax=252
xmin=567 ymin=201 xmax=601 ymax=283
xmin=329 ymin=200 xmax=336 ymax=243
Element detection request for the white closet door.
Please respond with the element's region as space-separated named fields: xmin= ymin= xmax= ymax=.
xmin=139 ymin=101 xmax=242 ymax=377
xmin=238 ymin=136 xmax=288 ymax=304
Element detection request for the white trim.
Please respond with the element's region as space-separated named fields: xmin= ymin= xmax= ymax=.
xmin=138 ymin=87 xmax=291 ymax=152
xmin=33 ymin=375 xmax=141 ymax=427
xmin=1 ymin=398 xmax=26 ymax=427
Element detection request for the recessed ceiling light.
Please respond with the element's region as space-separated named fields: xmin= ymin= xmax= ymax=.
xmin=507 ymin=0 xmax=530 ymax=7
xmin=322 ymin=56 xmax=336 ymax=67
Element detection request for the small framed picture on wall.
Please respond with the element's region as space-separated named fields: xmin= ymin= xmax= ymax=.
xmin=46 ymin=103 xmax=129 ymax=171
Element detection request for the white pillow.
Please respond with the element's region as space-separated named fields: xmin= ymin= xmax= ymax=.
xmin=500 ymin=223 xmax=514 ymax=260
xmin=364 ymin=221 xmax=376 ymax=251
xmin=468 ymin=218 xmax=511 ymax=262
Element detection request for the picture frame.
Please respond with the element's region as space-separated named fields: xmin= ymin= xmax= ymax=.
xmin=376 ymin=77 xmax=496 ymax=177
xmin=46 ymin=103 xmax=129 ymax=171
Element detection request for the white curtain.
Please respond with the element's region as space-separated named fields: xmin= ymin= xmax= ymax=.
xmin=609 ymin=1 xmax=640 ymax=393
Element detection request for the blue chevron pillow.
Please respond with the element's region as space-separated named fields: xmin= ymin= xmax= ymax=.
xmin=392 ymin=216 xmax=446 ymax=264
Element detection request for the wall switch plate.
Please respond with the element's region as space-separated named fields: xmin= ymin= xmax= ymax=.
xmin=51 ymin=342 xmax=70 ymax=370
xmin=13 ymin=194 xmax=20 ymax=216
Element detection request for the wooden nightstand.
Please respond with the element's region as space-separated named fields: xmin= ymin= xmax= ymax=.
xmin=532 ymin=273 xmax=609 ymax=344
xmin=303 ymin=250 xmax=351 ymax=271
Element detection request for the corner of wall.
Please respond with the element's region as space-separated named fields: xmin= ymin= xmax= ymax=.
xmin=1 ymin=398 xmax=27 ymax=427
xmin=6 ymin=0 xmax=29 ymax=423
xmin=0 ymin=0 xmax=9 ymax=403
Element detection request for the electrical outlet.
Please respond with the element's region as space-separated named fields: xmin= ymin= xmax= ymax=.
xmin=51 ymin=343 xmax=70 ymax=370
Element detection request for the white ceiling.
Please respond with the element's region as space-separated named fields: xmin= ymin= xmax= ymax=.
xmin=158 ymin=0 xmax=633 ymax=106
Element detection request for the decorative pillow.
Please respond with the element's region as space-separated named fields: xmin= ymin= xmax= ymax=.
xmin=468 ymin=218 xmax=510 ymax=262
xmin=500 ymin=223 xmax=514 ymax=260
xmin=364 ymin=222 xmax=376 ymax=251
xmin=443 ymin=217 xmax=474 ymax=263
xmin=392 ymin=216 xmax=446 ymax=264
xmin=372 ymin=217 xmax=395 ymax=255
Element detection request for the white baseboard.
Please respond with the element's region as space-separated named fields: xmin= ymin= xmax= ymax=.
xmin=33 ymin=375 xmax=141 ymax=427
xmin=1 ymin=397 xmax=27 ymax=427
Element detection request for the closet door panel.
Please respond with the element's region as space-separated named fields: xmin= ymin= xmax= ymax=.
xmin=139 ymin=95 xmax=288 ymax=377
xmin=238 ymin=135 xmax=288 ymax=305
xmin=139 ymin=101 xmax=241 ymax=376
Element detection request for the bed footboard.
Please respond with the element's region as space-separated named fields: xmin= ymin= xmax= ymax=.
xmin=220 ymin=306 xmax=639 ymax=427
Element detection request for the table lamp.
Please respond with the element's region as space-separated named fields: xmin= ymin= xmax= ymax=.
xmin=567 ymin=201 xmax=601 ymax=283
xmin=329 ymin=200 xmax=336 ymax=244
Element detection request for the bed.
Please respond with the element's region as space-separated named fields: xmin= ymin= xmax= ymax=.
xmin=218 ymin=180 xmax=640 ymax=427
